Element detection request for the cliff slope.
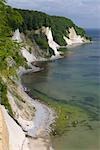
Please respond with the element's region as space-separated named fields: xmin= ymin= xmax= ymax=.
xmin=0 ymin=106 xmax=9 ymax=150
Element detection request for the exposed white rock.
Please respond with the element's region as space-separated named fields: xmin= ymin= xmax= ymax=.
xmin=21 ymin=47 xmax=37 ymax=63
xmin=64 ymin=27 xmax=88 ymax=45
xmin=69 ymin=27 xmax=84 ymax=43
xmin=12 ymin=29 xmax=37 ymax=63
xmin=17 ymin=65 xmax=40 ymax=77
xmin=12 ymin=28 xmax=64 ymax=61
xmin=12 ymin=29 xmax=22 ymax=42
xmin=1 ymin=106 xmax=29 ymax=150
xmin=63 ymin=36 xmax=72 ymax=45
xmin=6 ymin=56 xmax=16 ymax=67
xmin=27 ymin=99 xmax=55 ymax=138
xmin=42 ymin=27 xmax=60 ymax=56
xmin=69 ymin=27 xmax=78 ymax=40
xmin=7 ymin=90 xmax=34 ymax=132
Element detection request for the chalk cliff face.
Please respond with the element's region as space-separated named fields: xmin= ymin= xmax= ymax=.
xmin=12 ymin=26 xmax=90 ymax=63
xmin=1 ymin=106 xmax=29 ymax=150
xmin=0 ymin=107 xmax=9 ymax=150
xmin=42 ymin=27 xmax=60 ymax=56
xmin=12 ymin=29 xmax=22 ymax=42
xmin=21 ymin=47 xmax=37 ymax=63
xmin=12 ymin=28 xmax=61 ymax=61
xmin=12 ymin=29 xmax=37 ymax=63
xmin=10 ymin=8 xmax=91 ymax=61
xmin=64 ymin=27 xmax=89 ymax=45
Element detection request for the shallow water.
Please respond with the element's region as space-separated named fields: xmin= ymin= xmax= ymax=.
xmin=22 ymin=29 xmax=100 ymax=150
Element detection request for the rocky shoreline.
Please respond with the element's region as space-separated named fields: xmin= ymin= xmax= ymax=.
xmin=0 ymin=66 xmax=55 ymax=150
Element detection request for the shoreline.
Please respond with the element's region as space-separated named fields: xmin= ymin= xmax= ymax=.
xmin=1 ymin=41 xmax=91 ymax=150
xmin=19 ymin=67 xmax=56 ymax=137
xmin=1 ymin=104 xmax=54 ymax=150
xmin=2 ymin=65 xmax=56 ymax=150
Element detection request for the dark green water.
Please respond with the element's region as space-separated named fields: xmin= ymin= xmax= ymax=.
xmin=22 ymin=29 xmax=100 ymax=150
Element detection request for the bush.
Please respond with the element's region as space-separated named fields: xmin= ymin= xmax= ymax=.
xmin=58 ymin=48 xmax=68 ymax=52
xmin=0 ymin=81 xmax=13 ymax=116
xmin=34 ymin=33 xmax=49 ymax=49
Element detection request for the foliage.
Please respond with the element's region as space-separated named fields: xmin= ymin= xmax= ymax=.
xmin=74 ymin=26 xmax=86 ymax=37
xmin=0 ymin=37 xmax=26 ymax=77
xmin=51 ymin=16 xmax=74 ymax=45
xmin=49 ymin=48 xmax=55 ymax=56
xmin=14 ymin=9 xmax=89 ymax=46
xmin=34 ymin=33 xmax=49 ymax=49
xmin=6 ymin=6 xmax=23 ymax=30
xmin=58 ymin=47 xmax=68 ymax=52
xmin=0 ymin=80 xmax=13 ymax=116
xmin=0 ymin=0 xmax=26 ymax=113
xmin=0 ymin=0 xmax=90 ymax=120
xmin=26 ymin=30 xmax=54 ymax=57
xmin=0 ymin=1 xmax=26 ymax=76
xmin=0 ymin=0 xmax=11 ymax=36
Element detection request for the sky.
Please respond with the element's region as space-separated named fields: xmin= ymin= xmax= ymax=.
xmin=7 ymin=0 xmax=100 ymax=29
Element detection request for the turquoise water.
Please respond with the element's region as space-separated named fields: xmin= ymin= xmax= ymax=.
xmin=22 ymin=29 xmax=100 ymax=150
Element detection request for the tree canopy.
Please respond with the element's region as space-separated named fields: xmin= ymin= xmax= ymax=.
xmin=0 ymin=0 xmax=25 ymax=76
xmin=13 ymin=9 xmax=88 ymax=46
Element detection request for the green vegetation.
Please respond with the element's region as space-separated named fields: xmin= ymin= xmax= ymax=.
xmin=51 ymin=16 xmax=74 ymax=46
xmin=33 ymin=33 xmax=55 ymax=57
xmin=0 ymin=0 xmax=27 ymax=113
xmin=0 ymin=80 xmax=13 ymax=116
xmin=0 ymin=0 xmax=90 ymax=131
xmin=0 ymin=39 xmax=26 ymax=75
xmin=0 ymin=6 xmax=89 ymax=56
xmin=0 ymin=1 xmax=26 ymax=77
xmin=13 ymin=9 xmax=90 ymax=47
xmin=34 ymin=32 xmax=49 ymax=50
xmin=6 ymin=6 xmax=23 ymax=31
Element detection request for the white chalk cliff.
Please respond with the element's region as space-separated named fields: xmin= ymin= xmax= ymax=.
xmin=64 ymin=27 xmax=88 ymax=45
xmin=42 ymin=27 xmax=60 ymax=56
xmin=12 ymin=27 xmax=89 ymax=62
xmin=12 ymin=29 xmax=22 ymax=42
xmin=12 ymin=29 xmax=37 ymax=63
xmin=21 ymin=47 xmax=37 ymax=63
xmin=1 ymin=106 xmax=29 ymax=150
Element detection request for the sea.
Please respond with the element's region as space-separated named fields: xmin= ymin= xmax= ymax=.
xmin=22 ymin=29 xmax=100 ymax=150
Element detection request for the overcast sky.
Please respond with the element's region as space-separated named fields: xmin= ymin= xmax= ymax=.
xmin=7 ymin=0 xmax=100 ymax=29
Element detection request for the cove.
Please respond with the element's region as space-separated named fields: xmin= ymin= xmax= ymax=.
xmin=22 ymin=29 xmax=100 ymax=150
